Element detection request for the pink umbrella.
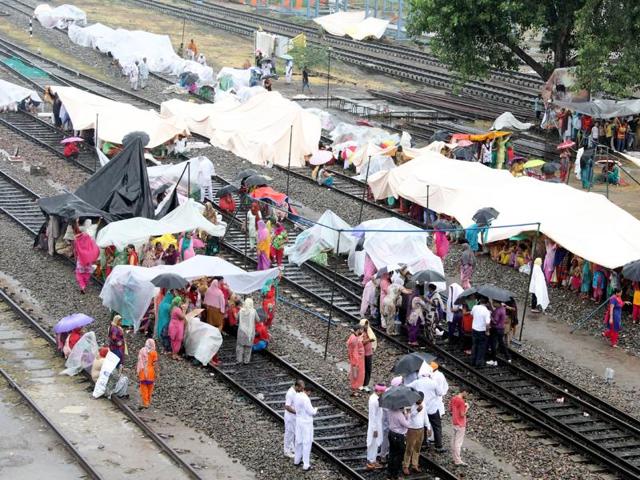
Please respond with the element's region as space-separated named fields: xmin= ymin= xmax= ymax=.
xmin=310 ymin=150 xmax=333 ymax=165
xmin=60 ymin=137 xmax=84 ymax=144
xmin=556 ymin=140 xmax=575 ymax=150
xmin=456 ymin=139 xmax=474 ymax=147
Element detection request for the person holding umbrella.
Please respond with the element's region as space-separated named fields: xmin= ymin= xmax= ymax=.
xmin=62 ymin=137 xmax=82 ymax=160
xmin=408 ymin=363 xmax=446 ymax=453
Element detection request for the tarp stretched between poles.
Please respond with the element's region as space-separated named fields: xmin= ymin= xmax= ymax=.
xmin=553 ymin=98 xmax=640 ymax=119
xmin=100 ymin=256 xmax=280 ymax=329
xmin=0 ymin=79 xmax=42 ymax=110
xmin=368 ymin=151 xmax=640 ymax=269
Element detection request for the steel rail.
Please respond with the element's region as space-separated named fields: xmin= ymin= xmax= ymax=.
xmin=0 ymin=365 xmax=104 ymax=480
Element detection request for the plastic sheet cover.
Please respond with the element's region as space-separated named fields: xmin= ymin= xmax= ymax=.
xmin=96 ymin=199 xmax=227 ymax=249
xmin=0 ymin=79 xmax=41 ymax=110
xmin=93 ymin=351 xmax=120 ymax=398
xmin=184 ymin=317 xmax=223 ymax=365
xmin=368 ymin=151 xmax=640 ymax=269
xmin=314 ymin=11 xmax=389 ymax=40
xmin=100 ymin=257 xmax=279 ymax=328
xmin=285 ymin=210 xmax=355 ymax=265
xmin=34 ymin=4 xmax=86 ymax=29
xmin=491 ymin=112 xmax=532 ymax=131
xmin=60 ymin=332 xmax=98 ymax=376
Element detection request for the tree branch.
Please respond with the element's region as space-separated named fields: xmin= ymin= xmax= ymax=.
xmin=504 ymin=42 xmax=550 ymax=79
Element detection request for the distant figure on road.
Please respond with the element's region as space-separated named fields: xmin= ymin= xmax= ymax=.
xmin=187 ymin=38 xmax=198 ymax=60
xmin=302 ymin=66 xmax=311 ymax=93
xmin=129 ymin=61 xmax=139 ymax=91
xmin=138 ymin=57 xmax=149 ymax=89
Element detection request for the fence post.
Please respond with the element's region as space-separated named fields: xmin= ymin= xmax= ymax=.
xmin=518 ymin=222 xmax=541 ymax=342
xmin=357 ymin=156 xmax=371 ymax=224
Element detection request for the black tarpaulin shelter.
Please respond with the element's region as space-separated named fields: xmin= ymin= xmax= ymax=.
xmin=38 ymin=193 xmax=116 ymax=222
xmin=74 ymin=138 xmax=154 ymax=220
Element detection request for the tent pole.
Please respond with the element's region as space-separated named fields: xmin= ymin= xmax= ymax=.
xmin=357 ymin=156 xmax=371 ymax=224
xmin=187 ymin=161 xmax=191 ymax=199
xmin=180 ymin=18 xmax=186 ymax=54
xmin=425 ymin=184 xmax=430 ymax=226
xmin=326 ymin=50 xmax=331 ymax=109
xmin=324 ymin=230 xmax=342 ymax=360
xmin=94 ymin=114 xmax=99 ymax=172
xmin=244 ymin=195 xmax=248 ymax=269
xmin=518 ymin=222 xmax=540 ymax=342
xmin=286 ymin=125 xmax=293 ymax=198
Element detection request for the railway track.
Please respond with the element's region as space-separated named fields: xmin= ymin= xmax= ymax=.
xmin=208 ymin=181 xmax=640 ymax=479
xmin=0 ymin=171 xmax=458 ymax=480
xmin=128 ymin=0 xmax=538 ymax=109
xmin=4 ymin=38 xmax=640 ymax=479
xmin=212 ymin=340 xmax=457 ymax=479
xmin=0 ymin=287 xmax=203 ymax=480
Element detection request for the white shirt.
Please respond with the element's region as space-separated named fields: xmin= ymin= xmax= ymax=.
xmin=408 ymin=403 xmax=431 ymax=429
xmin=138 ymin=62 xmax=149 ymax=78
xmin=284 ymin=386 xmax=297 ymax=421
xmin=431 ymin=370 xmax=449 ymax=415
xmin=591 ymin=126 xmax=599 ymax=140
xmin=293 ymin=392 xmax=317 ymax=426
xmin=471 ymin=304 xmax=491 ymax=332
xmin=408 ymin=377 xmax=445 ymax=415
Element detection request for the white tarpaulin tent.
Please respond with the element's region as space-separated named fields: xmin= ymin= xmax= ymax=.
xmin=161 ymin=91 xmax=321 ymax=167
xmin=49 ymin=86 xmax=188 ymax=148
xmin=68 ymin=24 xmax=214 ymax=85
xmin=96 ymin=199 xmax=226 ymax=249
xmin=491 ymin=112 xmax=532 ymax=131
xmin=100 ymin=256 xmax=280 ymax=329
xmin=285 ymin=210 xmax=355 ymax=265
xmin=0 ymin=79 xmax=41 ymax=111
xmin=147 ymin=157 xmax=215 ymax=195
xmin=368 ymin=152 xmax=640 ymax=269
xmin=314 ymin=11 xmax=389 ymax=40
xmin=350 ymin=217 xmax=445 ymax=287
xmin=34 ymin=4 xmax=86 ymax=29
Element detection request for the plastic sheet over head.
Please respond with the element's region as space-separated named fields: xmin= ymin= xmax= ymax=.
xmin=184 ymin=316 xmax=223 ymax=365
xmin=60 ymin=331 xmax=99 ymax=376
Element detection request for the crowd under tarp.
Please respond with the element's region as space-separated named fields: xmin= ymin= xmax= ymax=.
xmin=553 ymin=98 xmax=640 ymax=119
xmin=100 ymin=256 xmax=280 ymax=329
xmin=67 ymin=24 xmax=214 ymax=86
xmin=38 ymin=192 xmax=115 ymax=223
xmin=161 ymin=91 xmax=320 ymax=167
xmin=368 ymin=151 xmax=640 ymax=269
xmin=0 ymin=79 xmax=41 ymax=111
xmin=313 ymin=11 xmax=389 ymax=40
xmin=96 ymin=199 xmax=226 ymax=249
xmin=49 ymin=86 xmax=189 ymax=148
xmin=34 ymin=4 xmax=86 ymax=29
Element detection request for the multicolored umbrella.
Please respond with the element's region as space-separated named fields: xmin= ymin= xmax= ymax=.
xmin=60 ymin=137 xmax=84 ymax=144
xmin=53 ymin=313 xmax=95 ymax=334
xmin=310 ymin=150 xmax=333 ymax=166
xmin=557 ymin=140 xmax=575 ymax=150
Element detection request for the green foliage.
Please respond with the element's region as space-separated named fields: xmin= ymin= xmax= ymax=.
xmin=573 ymin=0 xmax=640 ymax=96
xmin=288 ymin=44 xmax=329 ymax=71
xmin=407 ymin=0 xmax=639 ymax=95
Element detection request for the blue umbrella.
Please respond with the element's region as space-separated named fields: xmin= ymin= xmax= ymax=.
xmin=53 ymin=313 xmax=95 ymax=333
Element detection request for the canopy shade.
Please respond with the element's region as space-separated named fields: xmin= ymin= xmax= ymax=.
xmin=368 ymin=151 xmax=640 ymax=269
xmin=553 ymin=98 xmax=640 ymax=119
xmin=0 ymin=79 xmax=42 ymax=110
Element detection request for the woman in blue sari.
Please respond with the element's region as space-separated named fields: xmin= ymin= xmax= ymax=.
xmin=465 ymin=223 xmax=488 ymax=253
xmin=156 ymin=289 xmax=175 ymax=351
xmin=580 ymin=260 xmax=591 ymax=299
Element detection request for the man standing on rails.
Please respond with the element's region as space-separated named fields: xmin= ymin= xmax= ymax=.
xmin=293 ymin=385 xmax=318 ymax=471
xmin=366 ymin=384 xmax=386 ymax=470
xmin=284 ymin=379 xmax=304 ymax=459
xmin=408 ymin=363 xmax=447 ymax=453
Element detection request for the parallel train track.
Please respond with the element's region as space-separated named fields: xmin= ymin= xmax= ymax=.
xmin=2 ymin=38 xmax=640 ymax=479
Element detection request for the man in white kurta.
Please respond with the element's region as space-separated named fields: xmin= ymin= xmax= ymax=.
xmin=284 ymin=380 xmax=304 ymax=458
xmin=366 ymin=384 xmax=386 ymax=469
xmin=293 ymin=385 xmax=318 ymax=471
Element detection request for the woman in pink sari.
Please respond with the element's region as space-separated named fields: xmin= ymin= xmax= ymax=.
xmin=543 ymin=239 xmax=557 ymax=283
xmin=362 ymin=254 xmax=376 ymax=286
xmin=346 ymin=326 xmax=365 ymax=396
xmin=73 ymin=224 xmax=99 ymax=294
xmin=434 ymin=227 xmax=449 ymax=260
xmin=168 ymin=297 xmax=186 ymax=360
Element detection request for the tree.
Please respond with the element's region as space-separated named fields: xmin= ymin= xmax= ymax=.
xmin=573 ymin=0 xmax=640 ymax=96
xmin=287 ymin=44 xmax=328 ymax=72
xmin=406 ymin=0 xmax=640 ymax=95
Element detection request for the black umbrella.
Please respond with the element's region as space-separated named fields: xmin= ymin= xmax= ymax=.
xmin=472 ymin=207 xmax=499 ymax=226
xmin=179 ymin=71 xmax=199 ymax=85
xmin=244 ymin=174 xmax=271 ymax=187
xmin=622 ymin=260 xmax=640 ymax=281
xmin=215 ymin=184 xmax=238 ymax=198
xmin=392 ymin=352 xmax=437 ymax=376
xmin=409 ymin=269 xmax=446 ymax=285
xmin=452 ymin=146 xmax=474 ymax=161
xmin=151 ymin=273 xmax=188 ymax=289
xmin=122 ymin=131 xmax=150 ymax=147
xmin=456 ymin=284 xmax=515 ymax=304
xmin=379 ymin=385 xmax=422 ymax=410
xmin=375 ymin=266 xmax=390 ymax=279
xmin=541 ymin=162 xmax=559 ymax=174
xmin=261 ymin=73 xmax=278 ymax=80
xmin=234 ymin=169 xmax=259 ymax=182
xmin=429 ymin=130 xmax=449 ymax=143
